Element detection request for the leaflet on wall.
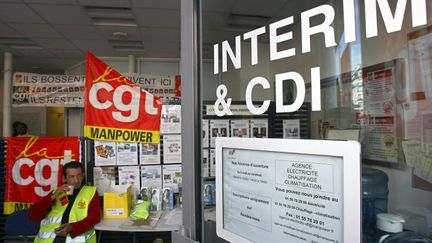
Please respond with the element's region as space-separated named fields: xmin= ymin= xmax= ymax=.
xmin=141 ymin=165 xmax=162 ymax=189
xmin=162 ymin=164 xmax=182 ymax=193
xmin=163 ymin=135 xmax=182 ymax=164
xmin=283 ymin=119 xmax=300 ymax=139
xmin=210 ymin=120 xmax=229 ymax=147
xmin=408 ymin=29 xmax=432 ymax=99
xmin=209 ymin=149 xmax=215 ymax=177
xmin=230 ymin=120 xmax=249 ymax=138
xmin=118 ymin=166 xmax=140 ymax=193
xmin=116 ymin=142 xmax=138 ymax=165
xmin=93 ymin=166 xmax=116 ymax=195
xmin=140 ymin=143 xmax=161 ymax=165
xmin=162 ymin=187 xmax=174 ymax=210
xmin=202 ymin=149 xmax=210 ymax=177
xmin=362 ymin=66 xmax=399 ymax=163
xmin=250 ymin=119 xmax=268 ymax=138
xmin=203 ymin=120 xmax=209 ymax=148
xmin=160 ymin=105 xmax=181 ymax=134
xmin=94 ymin=141 xmax=117 ymax=166
xmin=203 ymin=180 xmax=216 ymax=206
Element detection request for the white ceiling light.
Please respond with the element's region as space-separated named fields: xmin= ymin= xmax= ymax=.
xmin=85 ymin=6 xmax=138 ymax=27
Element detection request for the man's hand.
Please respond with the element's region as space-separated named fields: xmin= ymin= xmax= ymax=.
xmin=55 ymin=223 xmax=72 ymax=237
xmin=51 ymin=184 xmax=72 ymax=200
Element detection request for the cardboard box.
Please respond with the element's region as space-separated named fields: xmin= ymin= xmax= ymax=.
xmin=103 ymin=185 xmax=135 ymax=219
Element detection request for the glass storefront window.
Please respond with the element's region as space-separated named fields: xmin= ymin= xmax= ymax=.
xmin=200 ymin=0 xmax=432 ymax=242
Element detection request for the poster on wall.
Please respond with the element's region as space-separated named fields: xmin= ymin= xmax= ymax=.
xmin=408 ymin=27 xmax=432 ymax=99
xmin=12 ymin=72 xmax=85 ymax=107
xmin=140 ymin=143 xmax=161 ymax=165
xmin=5 ymin=136 xmax=80 ymax=214
xmin=250 ymin=119 xmax=268 ymax=138
xmin=163 ymin=135 xmax=182 ymax=164
xmin=116 ymin=142 xmax=138 ymax=165
xmin=210 ymin=120 xmax=229 ymax=147
xmin=362 ymin=64 xmax=399 ymax=163
xmin=230 ymin=120 xmax=249 ymax=138
xmin=118 ymin=166 xmax=140 ymax=192
xmin=160 ymin=105 xmax=181 ymax=134
xmin=141 ymin=165 xmax=162 ymax=189
xmin=202 ymin=149 xmax=210 ymax=177
xmin=94 ymin=141 xmax=117 ymax=166
xmin=162 ymin=164 xmax=182 ymax=193
xmin=283 ymin=119 xmax=300 ymax=139
xmin=203 ymin=120 xmax=209 ymax=148
xmin=84 ymin=52 xmax=162 ymax=144
xmin=216 ymin=138 xmax=361 ymax=243
xmin=209 ymin=149 xmax=215 ymax=177
xmin=93 ymin=166 xmax=116 ymax=195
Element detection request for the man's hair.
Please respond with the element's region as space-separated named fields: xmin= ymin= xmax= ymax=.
xmin=62 ymin=161 xmax=85 ymax=177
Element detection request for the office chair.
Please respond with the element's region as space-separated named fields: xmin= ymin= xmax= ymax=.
xmin=4 ymin=209 xmax=40 ymax=242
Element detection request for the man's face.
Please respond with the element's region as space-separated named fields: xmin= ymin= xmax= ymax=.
xmin=65 ymin=168 xmax=84 ymax=188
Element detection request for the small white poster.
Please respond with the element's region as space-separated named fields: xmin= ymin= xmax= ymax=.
xmin=203 ymin=120 xmax=209 ymax=148
xmin=210 ymin=119 xmax=229 ymax=147
xmin=202 ymin=149 xmax=210 ymax=177
xmin=141 ymin=165 xmax=162 ymax=189
xmin=250 ymin=119 xmax=268 ymax=138
xmin=283 ymin=119 xmax=300 ymax=139
xmin=209 ymin=149 xmax=215 ymax=177
xmin=230 ymin=120 xmax=250 ymax=138
xmin=140 ymin=143 xmax=161 ymax=165
xmin=163 ymin=135 xmax=182 ymax=164
xmin=118 ymin=166 xmax=140 ymax=192
xmin=93 ymin=166 xmax=116 ymax=195
xmin=160 ymin=105 xmax=181 ymax=134
xmin=116 ymin=142 xmax=138 ymax=165
xmin=94 ymin=141 xmax=117 ymax=166
xmin=162 ymin=164 xmax=182 ymax=193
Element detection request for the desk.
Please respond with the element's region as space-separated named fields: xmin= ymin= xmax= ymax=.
xmin=95 ymin=207 xmax=182 ymax=243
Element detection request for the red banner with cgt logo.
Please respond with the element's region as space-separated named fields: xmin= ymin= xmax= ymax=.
xmin=4 ymin=136 xmax=80 ymax=214
xmin=84 ymin=52 xmax=162 ymax=144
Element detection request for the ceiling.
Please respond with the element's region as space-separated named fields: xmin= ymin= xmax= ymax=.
xmin=0 ymin=0 xmax=324 ymax=74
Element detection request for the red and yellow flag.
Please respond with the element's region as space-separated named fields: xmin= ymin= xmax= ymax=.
xmin=84 ymin=52 xmax=162 ymax=143
xmin=5 ymin=136 xmax=80 ymax=214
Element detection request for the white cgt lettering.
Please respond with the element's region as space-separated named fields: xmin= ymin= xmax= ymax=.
xmin=89 ymin=82 xmax=158 ymax=123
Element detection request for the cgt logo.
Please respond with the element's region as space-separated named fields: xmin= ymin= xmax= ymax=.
xmin=11 ymin=137 xmax=73 ymax=197
xmin=12 ymin=152 xmax=72 ymax=197
xmin=89 ymin=67 xmax=159 ymax=123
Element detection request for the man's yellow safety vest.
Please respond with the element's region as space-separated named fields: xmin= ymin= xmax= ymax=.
xmin=34 ymin=186 xmax=97 ymax=243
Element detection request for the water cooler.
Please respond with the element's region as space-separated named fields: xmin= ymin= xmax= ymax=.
xmin=362 ymin=167 xmax=389 ymax=241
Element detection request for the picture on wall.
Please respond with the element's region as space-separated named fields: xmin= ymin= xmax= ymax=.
xmin=141 ymin=165 xmax=162 ymax=190
xmin=202 ymin=149 xmax=210 ymax=177
xmin=230 ymin=120 xmax=249 ymax=138
xmin=250 ymin=119 xmax=268 ymax=138
xmin=94 ymin=141 xmax=117 ymax=166
xmin=209 ymin=149 xmax=215 ymax=177
xmin=93 ymin=166 xmax=116 ymax=195
xmin=283 ymin=119 xmax=300 ymax=139
xmin=162 ymin=164 xmax=182 ymax=193
xmin=160 ymin=105 xmax=182 ymax=134
xmin=118 ymin=166 xmax=140 ymax=192
xmin=163 ymin=135 xmax=182 ymax=164
xmin=210 ymin=120 xmax=229 ymax=147
xmin=202 ymin=120 xmax=209 ymax=148
xmin=203 ymin=180 xmax=216 ymax=206
xmin=116 ymin=142 xmax=138 ymax=165
xmin=140 ymin=143 xmax=161 ymax=165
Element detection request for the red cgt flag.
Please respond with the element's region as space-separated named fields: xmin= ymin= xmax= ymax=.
xmin=84 ymin=52 xmax=162 ymax=143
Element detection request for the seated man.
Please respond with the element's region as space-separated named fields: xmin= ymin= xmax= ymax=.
xmin=29 ymin=161 xmax=101 ymax=243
